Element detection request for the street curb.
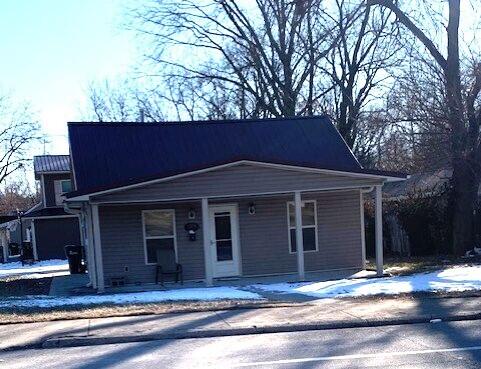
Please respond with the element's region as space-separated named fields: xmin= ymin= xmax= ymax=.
xmin=40 ymin=312 xmax=481 ymax=349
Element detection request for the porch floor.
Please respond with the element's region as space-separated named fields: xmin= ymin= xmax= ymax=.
xmin=105 ymin=268 xmax=376 ymax=295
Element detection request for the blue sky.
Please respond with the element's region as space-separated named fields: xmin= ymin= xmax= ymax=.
xmin=0 ymin=0 xmax=137 ymax=156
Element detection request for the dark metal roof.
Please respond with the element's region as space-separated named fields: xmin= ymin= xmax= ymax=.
xmin=34 ymin=155 xmax=71 ymax=176
xmin=383 ymin=167 xmax=481 ymax=199
xmin=383 ymin=168 xmax=452 ymax=199
xmin=68 ymin=116 xmax=406 ymax=197
xmin=22 ymin=207 xmax=73 ymax=219
xmin=23 ymin=202 xmax=43 ymax=216
xmin=0 ymin=215 xmax=17 ymax=224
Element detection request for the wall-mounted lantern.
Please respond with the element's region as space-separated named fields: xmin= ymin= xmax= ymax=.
xmin=184 ymin=222 xmax=199 ymax=241
xmin=188 ymin=208 xmax=196 ymax=220
xmin=248 ymin=203 xmax=256 ymax=215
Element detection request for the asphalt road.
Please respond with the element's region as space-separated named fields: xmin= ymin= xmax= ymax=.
xmin=1 ymin=320 xmax=481 ymax=368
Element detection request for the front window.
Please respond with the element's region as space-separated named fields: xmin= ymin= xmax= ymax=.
xmin=61 ymin=180 xmax=72 ymax=193
xmin=142 ymin=210 xmax=176 ymax=264
xmin=287 ymin=200 xmax=318 ymax=253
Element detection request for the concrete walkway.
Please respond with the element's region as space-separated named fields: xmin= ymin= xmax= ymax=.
xmin=48 ymin=274 xmax=90 ymax=296
xmin=1 ymin=295 xmax=481 ymax=351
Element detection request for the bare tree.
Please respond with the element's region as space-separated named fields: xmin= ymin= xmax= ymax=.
xmin=320 ymin=0 xmax=401 ymax=151
xmin=385 ymin=57 xmax=452 ymax=172
xmin=369 ymin=0 xmax=481 ymax=254
xmin=127 ymin=0 xmax=404 ymax=159
xmin=0 ymin=93 xmax=40 ymax=184
xmin=131 ymin=0 xmax=341 ymax=118
xmin=0 ymin=180 xmax=38 ymax=214
xmin=86 ymin=80 xmax=149 ymax=122
xmin=84 ymin=78 xmax=211 ymax=122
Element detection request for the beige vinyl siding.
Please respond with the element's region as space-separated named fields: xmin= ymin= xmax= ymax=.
xmin=235 ymin=196 xmax=296 ymax=275
xmin=99 ymin=203 xmax=205 ymax=286
xmin=303 ymin=191 xmax=362 ymax=271
xmin=97 ymin=190 xmax=363 ymax=286
xmin=235 ymin=190 xmax=362 ymax=276
xmin=93 ymin=164 xmax=381 ymax=203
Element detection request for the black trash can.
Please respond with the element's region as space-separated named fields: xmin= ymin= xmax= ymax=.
xmin=64 ymin=245 xmax=85 ymax=274
xmin=8 ymin=242 xmax=20 ymax=257
xmin=21 ymin=241 xmax=34 ymax=265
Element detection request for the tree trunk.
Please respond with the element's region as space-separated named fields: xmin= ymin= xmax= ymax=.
xmin=444 ymin=0 xmax=473 ymax=255
xmin=451 ymin=160 xmax=478 ymax=255
xmin=337 ymin=85 xmax=355 ymax=148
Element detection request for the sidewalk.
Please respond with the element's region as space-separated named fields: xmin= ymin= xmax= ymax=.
xmin=1 ymin=295 xmax=480 ymax=351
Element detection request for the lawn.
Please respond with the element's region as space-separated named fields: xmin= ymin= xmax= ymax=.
xmin=255 ymin=264 xmax=481 ymax=299
xmin=0 ymin=275 xmax=53 ymax=297
xmin=367 ymin=255 xmax=480 ymax=276
xmin=0 ymin=299 xmax=288 ymax=324
xmin=0 ymin=259 xmax=69 ymax=279
xmin=1 ymin=257 xmax=480 ymax=325
xmin=0 ymin=259 xmax=69 ymax=298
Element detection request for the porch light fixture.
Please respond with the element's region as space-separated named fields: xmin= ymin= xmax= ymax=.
xmin=248 ymin=203 xmax=256 ymax=215
xmin=188 ymin=208 xmax=196 ymax=219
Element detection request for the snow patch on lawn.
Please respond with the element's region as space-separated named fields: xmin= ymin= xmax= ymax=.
xmin=254 ymin=265 xmax=481 ymax=299
xmin=0 ymin=287 xmax=262 ymax=308
xmin=0 ymin=259 xmax=69 ymax=279
xmin=16 ymin=271 xmax=71 ymax=280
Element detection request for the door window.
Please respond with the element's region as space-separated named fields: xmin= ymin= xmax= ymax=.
xmin=214 ymin=212 xmax=233 ymax=261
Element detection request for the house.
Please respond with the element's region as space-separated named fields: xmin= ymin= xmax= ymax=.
xmin=0 ymin=215 xmax=22 ymax=263
xmin=383 ymin=168 xmax=453 ymax=201
xmin=21 ymin=155 xmax=81 ymax=260
xmin=65 ymin=116 xmax=406 ymax=291
xmin=380 ymin=168 xmax=481 ymax=256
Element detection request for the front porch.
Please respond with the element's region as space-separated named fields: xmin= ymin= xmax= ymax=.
xmin=76 ymin=162 xmax=390 ymax=292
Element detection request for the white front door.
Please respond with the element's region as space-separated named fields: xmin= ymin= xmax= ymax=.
xmin=209 ymin=204 xmax=241 ymax=278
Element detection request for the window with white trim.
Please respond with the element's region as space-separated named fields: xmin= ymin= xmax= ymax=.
xmin=142 ymin=210 xmax=176 ymax=264
xmin=54 ymin=180 xmax=72 ymax=205
xmin=287 ymin=200 xmax=318 ymax=253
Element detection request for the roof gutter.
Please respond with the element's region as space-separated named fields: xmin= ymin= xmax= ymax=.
xmin=63 ymin=199 xmax=88 ymax=215
xmin=361 ymin=187 xmax=375 ymax=194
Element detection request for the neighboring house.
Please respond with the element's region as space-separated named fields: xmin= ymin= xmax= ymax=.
xmin=0 ymin=215 xmax=22 ymax=263
xmin=383 ymin=168 xmax=453 ymax=201
xmin=22 ymin=155 xmax=81 ymax=260
xmin=382 ymin=169 xmax=452 ymax=256
xmin=384 ymin=167 xmax=481 ymax=201
xmin=381 ymin=168 xmax=481 ymax=256
xmin=65 ymin=116 xmax=406 ymax=291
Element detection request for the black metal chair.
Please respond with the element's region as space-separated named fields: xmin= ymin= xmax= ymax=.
xmin=155 ymin=248 xmax=183 ymax=286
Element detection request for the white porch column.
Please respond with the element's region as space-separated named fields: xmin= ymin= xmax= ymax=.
xmin=91 ymin=204 xmax=105 ymax=292
xmin=375 ymin=185 xmax=384 ymax=276
xmin=294 ymin=191 xmax=305 ymax=280
xmin=1 ymin=231 xmax=7 ymax=262
xmin=201 ymin=198 xmax=213 ymax=286
xmin=31 ymin=221 xmax=38 ymax=261
xmin=360 ymin=191 xmax=366 ymax=269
